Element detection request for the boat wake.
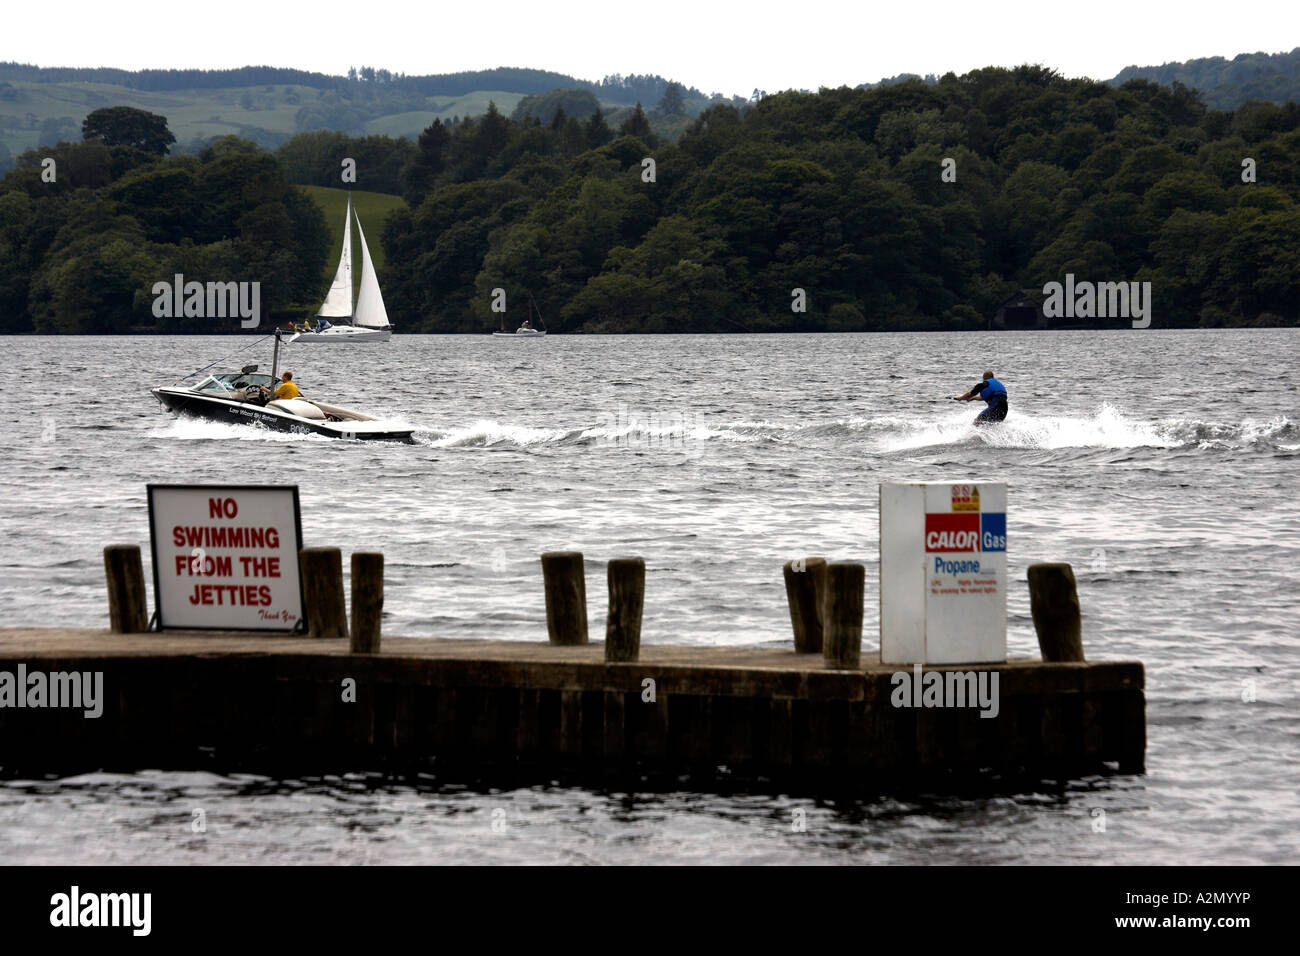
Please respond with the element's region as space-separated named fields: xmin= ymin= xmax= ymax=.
xmin=148 ymin=418 xmax=336 ymax=443
xmin=420 ymin=418 xmax=766 ymax=449
xmin=423 ymin=420 xmax=570 ymax=448
xmin=154 ymin=405 xmax=1296 ymax=455
xmin=874 ymin=404 xmax=1297 ymax=453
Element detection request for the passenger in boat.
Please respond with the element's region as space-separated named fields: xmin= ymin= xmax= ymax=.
xmin=521 ymin=318 xmax=533 ymax=330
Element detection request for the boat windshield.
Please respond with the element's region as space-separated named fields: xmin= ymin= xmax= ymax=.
xmin=194 ymin=372 xmax=274 ymax=394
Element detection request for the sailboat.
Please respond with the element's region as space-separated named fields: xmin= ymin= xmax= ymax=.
xmin=492 ymin=294 xmax=548 ymax=337
xmin=296 ymin=192 xmax=393 ymax=342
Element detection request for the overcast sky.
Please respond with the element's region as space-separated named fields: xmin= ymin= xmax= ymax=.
xmin=6 ymin=1 xmax=1298 ymax=95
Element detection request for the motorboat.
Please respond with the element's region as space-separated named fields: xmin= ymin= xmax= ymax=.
xmin=151 ymin=331 xmax=414 ymax=442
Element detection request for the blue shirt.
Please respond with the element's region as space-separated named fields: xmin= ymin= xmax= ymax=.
xmin=971 ymin=378 xmax=1007 ymax=405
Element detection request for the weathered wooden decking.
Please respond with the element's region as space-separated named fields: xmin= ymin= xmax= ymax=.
xmin=0 ymin=628 xmax=1145 ymax=787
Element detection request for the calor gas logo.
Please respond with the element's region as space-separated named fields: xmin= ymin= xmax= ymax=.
xmin=925 ymin=513 xmax=1006 ymax=553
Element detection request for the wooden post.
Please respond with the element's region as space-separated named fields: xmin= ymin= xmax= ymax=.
xmin=605 ymin=557 xmax=645 ymax=662
xmin=1027 ymin=563 xmax=1085 ymax=662
xmin=823 ymin=561 xmax=864 ymax=668
xmin=542 ymin=551 xmax=588 ymax=645
xmin=783 ymin=556 xmax=827 ymax=653
xmin=103 ymin=544 xmax=148 ymax=633
xmin=300 ymin=547 xmax=348 ymax=640
xmin=350 ymin=552 xmax=384 ymax=653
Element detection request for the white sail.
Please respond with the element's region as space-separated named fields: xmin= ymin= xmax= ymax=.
xmin=316 ymin=193 xmax=354 ymax=317
xmin=352 ymin=205 xmax=392 ymax=329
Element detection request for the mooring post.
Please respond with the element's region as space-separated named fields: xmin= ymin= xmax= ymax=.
xmin=783 ymin=556 xmax=827 ymax=653
xmin=103 ymin=544 xmax=148 ymax=633
xmin=1027 ymin=562 xmax=1085 ymax=662
xmin=823 ymin=561 xmax=864 ymax=668
xmin=606 ymin=557 xmax=645 ymax=662
xmin=300 ymin=547 xmax=348 ymax=639
xmin=350 ymin=552 xmax=384 ymax=653
xmin=542 ymin=550 xmax=588 ymax=645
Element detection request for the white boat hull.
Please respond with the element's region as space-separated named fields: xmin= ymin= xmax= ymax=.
xmin=492 ymin=329 xmax=547 ymax=337
xmin=294 ymin=326 xmax=392 ymax=342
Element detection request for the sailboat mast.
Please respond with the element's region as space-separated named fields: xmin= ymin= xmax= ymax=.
xmin=345 ymin=192 xmax=355 ymax=327
xmin=316 ymin=191 xmax=355 ymax=323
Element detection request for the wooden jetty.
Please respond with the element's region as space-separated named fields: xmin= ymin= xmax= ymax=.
xmin=0 ymin=547 xmax=1145 ymax=787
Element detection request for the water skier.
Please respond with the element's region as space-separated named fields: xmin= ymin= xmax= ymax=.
xmin=952 ymin=370 xmax=1008 ymax=426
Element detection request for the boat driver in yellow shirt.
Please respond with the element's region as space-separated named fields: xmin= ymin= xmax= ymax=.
xmin=260 ymin=371 xmax=301 ymax=401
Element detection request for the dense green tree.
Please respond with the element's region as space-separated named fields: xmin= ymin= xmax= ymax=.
xmin=585 ymin=110 xmax=613 ymax=149
xmin=511 ymin=89 xmax=602 ymax=125
xmin=658 ymin=82 xmax=685 ymax=117
xmin=0 ymin=127 xmax=328 ymax=331
xmin=276 ymin=130 xmax=415 ymax=193
xmin=474 ymin=101 xmax=511 ymax=169
xmin=7 ymin=65 xmax=1300 ymax=333
xmin=367 ymin=68 xmax=1300 ymax=331
xmin=618 ymin=104 xmax=655 ymax=146
xmin=82 ymin=106 xmax=176 ymax=154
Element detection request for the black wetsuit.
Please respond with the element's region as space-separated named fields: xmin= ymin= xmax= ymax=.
xmin=965 ymin=378 xmax=1008 ymax=424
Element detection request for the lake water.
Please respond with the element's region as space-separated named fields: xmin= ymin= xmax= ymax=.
xmin=1 ymin=330 xmax=1297 ymax=864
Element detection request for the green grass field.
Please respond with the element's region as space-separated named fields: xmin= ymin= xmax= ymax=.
xmin=299 ymin=185 xmax=406 ymax=290
xmin=0 ymin=81 xmax=315 ymax=153
xmin=0 ymin=82 xmax=531 ymax=157
xmin=360 ymin=92 xmax=528 ymax=137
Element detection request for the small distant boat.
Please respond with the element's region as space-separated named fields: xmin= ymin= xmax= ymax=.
xmin=492 ymin=295 xmax=548 ymax=337
xmin=296 ymin=192 xmax=393 ymax=342
xmin=151 ymin=330 xmax=414 ymax=442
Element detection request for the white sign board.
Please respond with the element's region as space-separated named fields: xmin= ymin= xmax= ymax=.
xmin=880 ymin=482 xmax=1006 ymax=664
xmin=147 ymin=484 xmax=305 ymax=631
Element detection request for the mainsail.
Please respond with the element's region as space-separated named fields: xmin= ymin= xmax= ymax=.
xmin=353 ymin=210 xmax=391 ymax=330
xmin=317 ymin=193 xmax=354 ymax=317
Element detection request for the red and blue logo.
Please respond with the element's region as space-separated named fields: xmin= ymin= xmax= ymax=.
xmin=925 ymin=512 xmax=1006 ymax=552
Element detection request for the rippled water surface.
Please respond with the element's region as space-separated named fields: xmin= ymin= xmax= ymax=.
xmin=1 ymin=330 xmax=1297 ymax=863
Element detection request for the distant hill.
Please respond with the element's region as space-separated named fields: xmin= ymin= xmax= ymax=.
xmin=0 ymin=64 xmax=722 ymax=166
xmin=1110 ymin=48 xmax=1300 ymax=110
xmin=0 ymin=77 xmax=528 ymax=160
xmin=860 ymin=49 xmax=1300 ymax=111
xmin=0 ymin=64 xmax=706 ymax=101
